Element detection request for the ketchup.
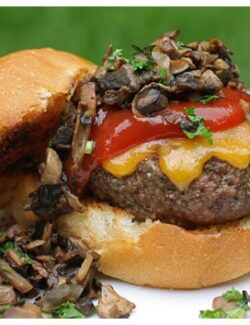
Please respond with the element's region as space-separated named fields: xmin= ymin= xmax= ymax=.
xmin=66 ymin=88 xmax=249 ymax=194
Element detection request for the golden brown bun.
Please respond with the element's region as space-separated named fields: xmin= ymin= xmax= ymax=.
xmin=0 ymin=48 xmax=96 ymax=171
xmin=57 ymin=201 xmax=250 ymax=289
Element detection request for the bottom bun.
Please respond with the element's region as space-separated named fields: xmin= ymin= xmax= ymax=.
xmin=57 ymin=201 xmax=250 ymax=289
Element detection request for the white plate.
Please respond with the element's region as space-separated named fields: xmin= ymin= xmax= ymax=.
xmin=99 ymin=273 xmax=250 ymax=320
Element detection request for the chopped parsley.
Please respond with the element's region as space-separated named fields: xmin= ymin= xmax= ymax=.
xmin=199 ymin=94 xmax=220 ymax=104
xmin=16 ymin=249 xmax=33 ymax=265
xmin=226 ymin=308 xmax=247 ymax=318
xmin=107 ymin=48 xmax=128 ymax=70
xmin=200 ymin=307 xmax=246 ymax=319
xmin=223 ymin=288 xmax=250 ymax=312
xmin=107 ymin=44 xmax=157 ymax=72
xmin=223 ymin=287 xmax=243 ymax=302
xmin=159 ymin=67 xmax=169 ymax=85
xmin=182 ymin=107 xmax=213 ymax=144
xmin=130 ymin=44 xmax=155 ymax=72
xmin=0 ymin=241 xmax=15 ymax=256
xmin=53 ymin=302 xmax=85 ymax=319
xmin=0 ymin=240 xmax=33 ymax=264
xmin=130 ymin=57 xmax=153 ymax=71
xmin=200 ymin=288 xmax=250 ymax=319
xmin=84 ymin=140 xmax=95 ymax=155
xmin=131 ymin=44 xmax=155 ymax=58
xmin=199 ymin=308 xmax=225 ymax=319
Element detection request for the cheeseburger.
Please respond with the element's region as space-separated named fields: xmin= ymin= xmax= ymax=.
xmin=0 ymin=30 xmax=250 ymax=302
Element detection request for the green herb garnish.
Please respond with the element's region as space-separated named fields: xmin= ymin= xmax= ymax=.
xmin=16 ymin=249 xmax=33 ymax=265
xmin=84 ymin=140 xmax=95 ymax=155
xmin=107 ymin=48 xmax=128 ymax=70
xmin=0 ymin=241 xmax=15 ymax=256
xmin=183 ymin=107 xmax=213 ymax=144
xmin=199 ymin=308 xmax=225 ymax=319
xmin=131 ymin=44 xmax=155 ymax=58
xmin=107 ymin=44 xmax=156 ymax=72
xmin=130 ymin=57 xmax=153 ymax=71
xmin=223 ymin=287 xmax=243 ymax=302
xmin=0 ymin=240 xmax=33 ymax=264
xmin=226 ymin=308 xmax=246 ymax=318
xmin=223 ymin=288 xmax=250 ymax=311
xmin=54 ymin=302 xmax=85 ymax=319
xmin=200 ymin=288 xmax=250 ymax=319
xmin=200 ymin=307 xmax=246 ymax=319
xmin=0 ymin=304 xmax=11 ymax=314
xmin=200 ymin=94 xmax=220 ymax=104
xmin=130 ymin=44 xmax=156 ymax=71
xmin=159 ymin=67 xmax=168 ymax=85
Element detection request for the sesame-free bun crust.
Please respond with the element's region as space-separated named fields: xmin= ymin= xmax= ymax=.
xmin=58 ymin=201 xmax=250 ymax=289
xmin=0 ymin=48 xmax=96 ymax=171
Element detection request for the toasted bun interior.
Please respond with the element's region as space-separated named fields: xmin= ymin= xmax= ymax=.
xmin=57 ymin=201 xmax=250 ymax=289
xmin=0 ymin=48 xmax=96 ymax=171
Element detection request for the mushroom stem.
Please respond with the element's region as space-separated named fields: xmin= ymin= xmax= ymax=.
xmin=0 ymin=258 xmax=33 ymax=293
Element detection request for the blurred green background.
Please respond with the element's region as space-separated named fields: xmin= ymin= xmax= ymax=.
xmin=0 ymin=7 xmax=250 ymax=84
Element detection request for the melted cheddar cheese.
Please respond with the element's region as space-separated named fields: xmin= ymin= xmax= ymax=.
xmin=102 ymin=122 xmax=250 ymax=190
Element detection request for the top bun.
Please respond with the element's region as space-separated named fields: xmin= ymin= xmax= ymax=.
xmin=0 ymin=48 xmax=96 ymax=171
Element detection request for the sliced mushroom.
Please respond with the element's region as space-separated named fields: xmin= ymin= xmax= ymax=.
xmin=76 ymin=250 xmax=94 ymax=283
xmin=152 ymin=49 xmax=170 ymax=71
xmin=0 ymin=232 xmax=7 ymax=245
xmin=132 ymin=83 xmax=168 ymax=116
xmin=40 ymin=148 xmax=62 ymax=185
xmin=0 ymin=285 xmax=16 ymax=305
xmin=32 ymin=261 xmax=49 ymax=278
xmin=41 ymin=223 xmax=53 ymax=242
xmin=71 ymin=82 xmax=97 ymax=170
xmin=213 ymin=58 xmax=229 ymax=70
xmin=152 ymin=30 xmax=180 ymax=59
xmin=76 ymin=297 xmax=95 ymax=316
xmin=96 ymin=64 xmax=140 ymax=93
xmin=26 ymin=240 xmax=46 ymax=250
xmin=0 ymin=258 xmax=33 ymax=293
xmin=36 ymin=222 xmax=53 ymax=254
xmin=25 ymin=184 xmax=72 ymax=220
xmin=37 ymin=283 xmax=84 ymax=312
xmin=62 ymin=186 xmax=83 ymax=213
xmin=201 ymin=69 xmax=223 ymax=92
xmin=209 ymin=38 xmax=232 ymax=60
xmin=6 ymin=249 xmax=26 ymax=268
xmin=170 ymin=58 xmax=195 ymax=75
xmin=171 ymin=70 xmax=202 ymax=91
xmin=216 ymin=67 xmax=239 ymax=86
xmin=184 ymin=50 xmax=206 ymax=66
xmin=2 ymin=303 xmax=42 ymax=318
xmin=36 ymin=255 xmax=55 ymax=263
xmin=96 ymin=284 xmax=135 ymax=318
xmin=187 ymin=41 xmax=198 ymax=50
xmin=198 ymin=40 xmax=211 ymax=52
xmin=6 ymin=224 xmax=23 ymax=240
xmin=212 ymin=295 xmax=239 ymax=312
xmin=50 ymin=126 xmax=73 ymax=150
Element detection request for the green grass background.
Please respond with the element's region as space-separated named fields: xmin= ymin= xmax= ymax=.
xmin=0 ymin=7 xmax=250 ymax=84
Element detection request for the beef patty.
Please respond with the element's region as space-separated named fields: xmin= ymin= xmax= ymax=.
xmin=89 ymin=155 xmax=250 ymax=228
